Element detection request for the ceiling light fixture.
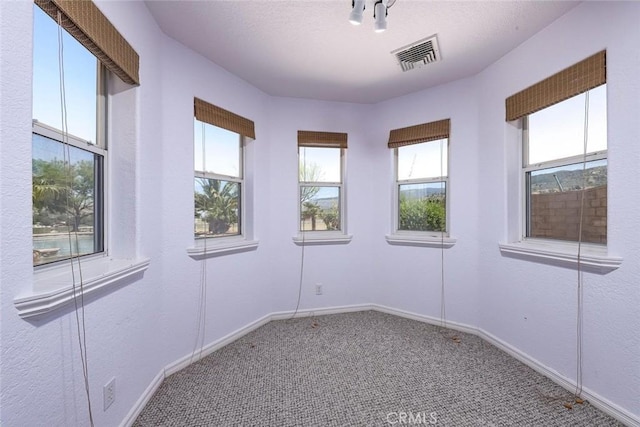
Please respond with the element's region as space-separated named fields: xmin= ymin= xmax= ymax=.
xmin=373 ymin=0 xmax=388 ymax=33
xmin=350 ymin=0 xmax=395 ymax=32
xmin=349 ymin=0 xmax=366 ymax=25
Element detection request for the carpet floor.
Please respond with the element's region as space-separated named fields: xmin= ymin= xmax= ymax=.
xmin=133 ymin=311 xmax=622 ymax=426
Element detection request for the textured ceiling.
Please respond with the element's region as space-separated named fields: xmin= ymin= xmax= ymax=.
xmin=145 ymin=0 xmax=579 ymax=104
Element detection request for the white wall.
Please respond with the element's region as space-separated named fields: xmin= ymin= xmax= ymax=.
xmin=368 ymin=77 xmax=481 ymax=328
xmin=264 ymin=96 xmax=377 ymax=313
xmin=1 ymin=1 xmax=638 ymax=426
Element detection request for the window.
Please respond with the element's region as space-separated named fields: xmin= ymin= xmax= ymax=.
xmin=388 ymin=119 xmax=450 ymax=238
xmin=192 ymin=98 xmax=255 ymax=246
xmin=498 ymin=51 xmax=619 ymax=273
xmin=523 ymin=85 xmax=607 ymax=244
xmin=505 ymin=51 xmax=608 ymax=246
xmin=17 ymin=0 xmax=145 ymax=318
xmin=298 ymin=131 xmax=347 ymax=233
xmin=395 ymin=139 xmax=448 ymax=234
xmin=194 ymin=120 xmax=243 ymax=239
xmin=32 ymin=4 xmax=107 ymax=266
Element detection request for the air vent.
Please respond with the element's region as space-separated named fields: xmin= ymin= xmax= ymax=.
xmin=392 ymin=35 xmax=440 ymax=72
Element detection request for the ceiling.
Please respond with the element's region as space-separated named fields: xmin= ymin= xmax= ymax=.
xmin=145 ymin=0 xmax=579 ymax=104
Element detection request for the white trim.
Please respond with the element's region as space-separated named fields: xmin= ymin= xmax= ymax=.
xmin=292 ymin=232 xmax=352 ymax=245
xmin=393 ymin=139 xmax=450 ymax=236
xmin=187 ymin=238 xmax=259 ymax=259
xmin=269 ymin=303 xmax=373 ymax=320
xmin=163 ymin=313 xmax=274 ymax=377
xmin=298 ymin=146 xmax=347 ymax=236
xmin=121 ymin=304 xmax=377 ymax=427
xmin=499 ymin=240 xmax=622 ymax=274
xmin=119 ymin=370 xmax=165 ymax=427
xmin=385 ymin=233 xmax=456 ymax=248
xmin=478 ymin=328 xmax=639 ymax=427
xmin=15 ymin=257 xmax=150 ymax=319
xmin=372 ymin=304 xmax=476 ymax=335
xmin=121 ymin=304 xmax=639 ymax=427
xmin=373 ymin=305 xmax=639 ymax=427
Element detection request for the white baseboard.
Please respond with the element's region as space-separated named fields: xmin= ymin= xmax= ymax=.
xmin=269 ymin=303 xmax=374 ymax=320
xmin=120 ymin=370 xmax=164 ymax=427
xmin=121 ymin=303 xmax=639 ymax=427
xmin=372 ymin=304 xmax=639 ymax=427
xmin=163 ymin=313 xmax=273 ymax=377
xmin=478 ymin=328 xmax=639 ymax=427
xmin=373 ymin=304 xmax=479 ymax=336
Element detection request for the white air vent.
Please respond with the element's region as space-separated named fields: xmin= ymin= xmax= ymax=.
xmin=392 ymin=35 xmax=440 ymax=72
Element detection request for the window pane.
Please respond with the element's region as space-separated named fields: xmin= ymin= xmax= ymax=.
xmin=32 ymin=133 xmax=102 ymax=266
xmin=397 ymin=139 xmax=448 ymax=180
xmin=527 ymin=159 xmax=607 ymax=244
xmin=195 ymin=178 xmax=241 ymax=238
xmin=398 ymin=182 xmax=446 ymax=232
xmin=194 ymin=120 xmax=241 ymax=178
xmin=300 ymin=186 xmax=340 ymax=231
xmin=32 ymin=5 xmax=97 ymax=143
xmin=528 ymin=85 xmax=607 ymax=164
xmin=299 ymin=147 xmax=341 ymax=183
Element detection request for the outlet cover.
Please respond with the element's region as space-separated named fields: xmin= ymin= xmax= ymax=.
xmin=103 ymin=377 xmax=116 ymax=411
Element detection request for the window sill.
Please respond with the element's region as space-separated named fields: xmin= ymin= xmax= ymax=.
xmin=498 ymin=240 xmax=622 ymax=274
xmin=187 ymin=238 xmax=259 ymax=259
xmin=292 ymin=232 xmax=352 ymax=246
xmin=14 ymin=257 xmax=151 ymax=319
xmin=385 ymin=233 xmax=456 ymax=248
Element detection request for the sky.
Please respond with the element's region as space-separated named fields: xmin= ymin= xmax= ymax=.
xmin=194 ymin=120 xmax=241 ymax=177
xmin=528 ymin=84 xmax=607 ymax=164
xmin=32 ymin=5 xmax=97 ymax=144
xmin=398 ymin=138 xmax=448 ymax=181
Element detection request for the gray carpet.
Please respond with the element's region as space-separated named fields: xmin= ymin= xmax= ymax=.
xmin=134 ymin=311 xmax=622 ymax=426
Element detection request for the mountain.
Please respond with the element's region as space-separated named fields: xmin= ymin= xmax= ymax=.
xmin=531 ymin=165 xmax=606 ymax=193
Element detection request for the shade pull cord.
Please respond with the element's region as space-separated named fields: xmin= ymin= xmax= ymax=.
xmin=190 ymin=121 xmax=210 ymax=366
xmin=563 ymin=90 xmax=590 ymax=410
xmin=56 ymin=11 xmax=94 ymax=427
xmin=437 ymin=137 xmax=459 ymax=344
xmin=290 ymin=149 xmax=306 ymax=322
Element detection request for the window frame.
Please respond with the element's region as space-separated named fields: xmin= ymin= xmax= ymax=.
xmin=32 ymin=47 xmax=109 ymax=269
xmin=392 ymin=138 xmax=450 ymax=239
xmin=18 ymin=4 xmax=151 ymax=319
xmin=297 ymin=146 xmax=346 ymax=235
xmin=520 ymin=92 xmax=608 ymax=245
xmin=193 ymin=119 xmax=245 ymax=242
xmin=500 ymin=74 xmax=620 ymax=274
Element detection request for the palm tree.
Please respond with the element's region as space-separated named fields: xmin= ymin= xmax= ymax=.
xmin=195 ymin=178 xmax=239 ymax=235
xmin=301 ymin=201 xmax=321 ymax=231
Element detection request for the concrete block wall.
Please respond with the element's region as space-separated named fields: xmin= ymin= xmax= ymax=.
xmin=530 ymin=185 xmax=607 ymax=243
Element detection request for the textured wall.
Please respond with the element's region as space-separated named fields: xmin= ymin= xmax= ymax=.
xmin=477 ymin=1 xmax=640 ymax=422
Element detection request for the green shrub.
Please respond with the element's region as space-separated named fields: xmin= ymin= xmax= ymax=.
xmin=399 ymin=196 xmax=445 ymax=232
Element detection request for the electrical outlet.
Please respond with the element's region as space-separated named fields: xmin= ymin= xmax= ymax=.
xmin=315 ymin=283 xmax=323 ymax=295
xmin=103 ymin=377 xmax=116 ymax=411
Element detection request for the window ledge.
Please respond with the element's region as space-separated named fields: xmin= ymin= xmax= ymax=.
xmin=498 ymin=240 xmax=622 ymax=274
xmin=14 ymin=257 xmax=151 ymax=319
xmin=292 ymin=232 xmax=352 ymax=246
xmin=187 ymin=238 xmax=259 ymax=259
xmin=386 ymin=234 xmax=456 ymax=248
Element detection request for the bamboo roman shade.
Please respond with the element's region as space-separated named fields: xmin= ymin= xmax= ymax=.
xmin=35 ymin=0 xmax=140 ymax=86
xmin=505 ymin=51 xmax=606 ymax=122
xmin=194 ymin=98 xmax=256 ymax=140
xmin=388 ymin=119 xmax=450 ymax=148
xmin=298 ymin=131 xmax=348 ymax=149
